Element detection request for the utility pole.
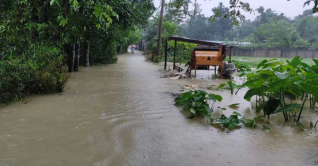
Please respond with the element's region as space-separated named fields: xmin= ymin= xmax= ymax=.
xmin=154 ymin=0 xmax=165 ymax=61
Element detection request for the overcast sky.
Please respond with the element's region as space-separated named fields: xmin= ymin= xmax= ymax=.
xmin=154 ymin=0 xmax=312 ymax=20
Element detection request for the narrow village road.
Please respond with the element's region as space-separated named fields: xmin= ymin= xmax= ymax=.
xmin=0 ymin=51 xmax=317 ymax=166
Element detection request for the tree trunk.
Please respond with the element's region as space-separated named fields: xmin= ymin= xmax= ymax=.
xmin=84 ymin=37 xmax=90 ymax=67
xmin=67 ymin=43 xmax=75 ymax=72
xmin=70 ymin=43 xmax=75 ymax=72
xmin=74 ymin=41 xmax=80 ymax=71
xmin=43 ymin=0 xmax=49 ymax=39
xmin=154 ymin=0 xmax=165 ymax=61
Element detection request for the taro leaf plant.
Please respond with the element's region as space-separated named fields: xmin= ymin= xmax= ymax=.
xmin=212 ymin=112 xmax=245 ymax=130
xmin=212 ymin=112 xmax=267 ymax=131
xmin=174 ymin=90 xmax=269 ymax=131
xmin=174 ymin=90 xmax=222 ymax=119
xmin=242 ymin=56 xmax=318 ymax=126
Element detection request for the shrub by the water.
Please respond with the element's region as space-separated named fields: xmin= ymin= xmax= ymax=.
xmin=0 ymin=46 xmax=67 ymax=103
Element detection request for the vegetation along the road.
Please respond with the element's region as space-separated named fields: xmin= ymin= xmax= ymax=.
xmin=0 ymin=0 xmax=155 ymax=104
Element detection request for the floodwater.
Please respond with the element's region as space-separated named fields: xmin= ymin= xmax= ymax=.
xmin=0 ymin=51 xmax=318 ymax=166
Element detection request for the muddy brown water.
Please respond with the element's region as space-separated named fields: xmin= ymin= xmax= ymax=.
xmin=0 ymin=51 xmax=318 ymax=166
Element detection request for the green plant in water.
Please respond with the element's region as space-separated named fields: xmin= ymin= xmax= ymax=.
xmin=217 ymin=81 xmax=240 ymax=91
xmin=232 ymin=60 xmax=252 ymax=72
xmin=174 ymin=90 xmax=271 ymax=132
xmin=174 ymin=90 xmax=222 ymax=119
xmin=242 ymin=56 xmax=318 ymax=126
xmin=212 ymin=112 xmax=267 ymax=131
xmin=212 ymin=112 xmax=245 ymax=130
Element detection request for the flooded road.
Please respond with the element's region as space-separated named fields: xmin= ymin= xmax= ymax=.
xmin=0 ymin=51 xmax=318 ymax=166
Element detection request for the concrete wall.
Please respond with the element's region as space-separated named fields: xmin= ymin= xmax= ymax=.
xmin=232 ymin=48 xmax=318 ymax=58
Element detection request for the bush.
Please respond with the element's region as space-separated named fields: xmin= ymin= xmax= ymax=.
xmin=0 ymin=46 xmax=67 ymax=103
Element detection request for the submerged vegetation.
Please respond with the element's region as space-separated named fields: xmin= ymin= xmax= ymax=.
xmin=242 ymin=56 xmax=318 ymax=127
xmin=175 ymin=56 xmax=318 ymax=131
xmin=175 ymin=90 xmax=223 ymax=119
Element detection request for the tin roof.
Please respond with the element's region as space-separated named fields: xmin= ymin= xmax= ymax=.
xmin=166 ymin=36 xmax=235 ymax=48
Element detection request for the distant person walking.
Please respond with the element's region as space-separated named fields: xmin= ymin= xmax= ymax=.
xmin=131 ymin=44 xmax=136 ymax=54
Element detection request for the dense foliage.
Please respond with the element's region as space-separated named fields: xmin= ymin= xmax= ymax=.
xmin=0 ymin=0 xmax=155 ymax=103
xmin=241 ymin=56 xmax=318 ymax=126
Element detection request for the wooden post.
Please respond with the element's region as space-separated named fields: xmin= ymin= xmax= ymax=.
xmin=164 ymin=39 xmax=168 ymax=70
xmin=173 ymin=39 xmax=177 ymax=70
xmin=214 ymin=66 xmax=217 ymax=79
xmin=229 ymin=47 xmax=232 ymax=63
xmin=220 ymin=65 xmax=223 ymax=78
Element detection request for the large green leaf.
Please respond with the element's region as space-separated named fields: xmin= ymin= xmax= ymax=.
xmin=313 ymin=59 xmax=318 ymax=66
xmin=50 ymin=0 xmax=57 ymax=5
xmin=244 ymin=87 xmax=267 ymax=101
xmin=217 ymin=83 xmax=227 ymax=90
xmin=287 ymin=56 xmax=302 ymax=67
xmin=228 ymin=103 xmax=240 ymax=109
xmin=274 ymin=104 xmax=301 ymax=113
xmin=257 ymin=59 xmax=268 ymax=69
xmin=287 ymin=83 xmax=302 ymax=96
xmin=297 ymin=122 xmax=304 ymax=129
xmin=263 ymin=125 xmax=270 ymax=132
xmin=190 ymin=108 xmax=196 ymax=114
xmin=207 ymin=94 xmax=223 ymax=102
xmin=228 ymin=122 xmax=236 ymax=130
xmin=265 ymin=59 xmax=281 ymax=68
xmin=258 ymin=69 xmax=275 ymax=76
xmin=301 ymin=83 xmax=318 ymax=102
xmin=274 ymin=71 xmax=289 ymax=79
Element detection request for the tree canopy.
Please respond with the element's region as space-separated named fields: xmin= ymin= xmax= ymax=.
xmin=0 ymin=0 xmax=155 ymax=103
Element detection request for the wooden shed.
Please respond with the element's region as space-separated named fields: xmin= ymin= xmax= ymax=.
xmin=188 ymin=45 xmax=226 ymax=77
xmin=164 ymin=36 xmax=234 ymax=78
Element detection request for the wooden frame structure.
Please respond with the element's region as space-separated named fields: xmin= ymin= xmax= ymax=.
xmin=164 ymin=36 xmax=234 ymax=77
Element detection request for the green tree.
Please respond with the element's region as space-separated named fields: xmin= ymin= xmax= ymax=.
xmin=247 ymin=20 xmax=309 ymax=49
xmin=296 ymin=15 xmax=318 ymax=49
